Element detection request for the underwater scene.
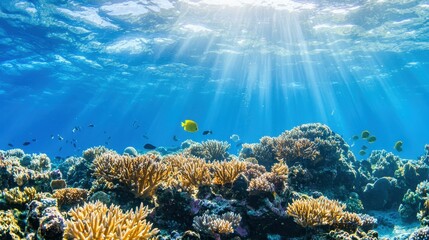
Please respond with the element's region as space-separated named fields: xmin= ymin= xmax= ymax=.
xmin=1 ymin=0 xmax=429 ymax=239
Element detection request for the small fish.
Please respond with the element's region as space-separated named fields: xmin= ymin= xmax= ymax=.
xmin=57 ymin=135 xmax=64 ymax=141
xmin=352 ymin=135 xmax=359 ymax=141
xmin=73 ymin=143 xmax=77 ymax=148
xmin=23 ymin=141 xmax=31 ymax=146
xmin=367 ymin=136 xmax=376 ymax=143
xmin=236 ymin=142 xmax=242 ymax=147
xmin=144 ymin=143 xmax=157 ymax=150
xmin=55 ymin=156 xmax=63 ymax=160
xmin=8 ymin=143 xmax=13 ymax=147
xmin=359 ymin=150 xmax=366 ymax=156
xmin=394 ymin=141 xmax=403 ymax=152
xmin=230 ymin=134 xmax=240 ymax=142
xmin=143 ymin=135 xmax=149 ymax=139
xmin=132 ymin=120 xmax=140 ymax=129
xmin=181 ymin=120 xmax=198 ymax=133
xmin=88 ymin=124 xmax=94 ymax=127
xmin=72 ymin=126 xmax=80 ymax=133
xmin=202 ymin=130 xmax=212 ymax=135
xmin=105 ymin=142 xmax=109 ymax=145
xmin=32 ymin=139 xmax=36 ymax=142
xmin=58 ymin=147 xmax=62 ymax=152
xmin=361 ymin=145 xmax=368 ymax=150
xmin=361 ymin=130 xmax=370 ymax=139
xmin=107 ymin=136 xmax=111 ymax=140
xmin=173 ymin=135 xmax=178 ymax=141
xmin=51 ymin=134 xmax=55 ymax=140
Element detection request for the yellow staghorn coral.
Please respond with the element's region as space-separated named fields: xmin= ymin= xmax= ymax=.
xmin=0 ymin=209 xmax=23 ymax=239
xmin=64 ymin=201 xmax=158 ymax=240
xmin=94 ymin=152 xmax=170 ymax=198
xmin=335 ymin=212 xmax=363 ymax=233
xmin=2 ymin=186 xmax=38 ymax=205
xmin=53 ymin=188 xmax=88 ymax=207
xmin=178 ymin=157 xmax=212 ymax=191
xmin=212 ymin=159 xmax=246 ymax=185
xmin=287 ymin=196 xmax=345 ymax=228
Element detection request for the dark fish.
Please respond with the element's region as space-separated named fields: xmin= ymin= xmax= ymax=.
xmin=202 ymin=130 xmax=213 ymax=135
xmin=88 ymin=124 xmax=94 ymax=127
xmin=107 ymin=136 xmax=111 ymax=140
xmin=58 ymin=135 xmax=64 ymax=141
xmin=359 ymin=150 xmax=366 ymax=156
xmin=55 ymin=156 xmax=63 ymax=160
xmin=59 ymin=147 xmax=62 ymax=152
xmin=361 ymin=130 xmax=370 ymax=139
xmin=132 ymin=121 xmax=140 ymax=129
xmin=143 ymin=135 xmax=149 ymax=139
xmin=23 ymin=141 xmax=31 ymax=146
xmin=367 ymin=136 xmax=376 ymax=143
xmin=394 ymin=141 xmax=403 ymax=152
xmin=361 ymin=145 xmax=368 ymax=150
xmin=173 ymin=135 xmax=178 ymax=141
xmin=236 ymin=142 xmax=242 ymax=147
xmin=144 ymin=143 xmax=157 ymax=150
xmin=8 ymin=143 xmax=13 ymax=147
xmin=105 ymin=142 xmax=109 ymax=145
xmin=32 ymin=139 xmax=36 ymax=142
xmin=73 ymin=143 xmax=77 ymax=148
xmin=352 ymin=135 xmax=359 ymax=140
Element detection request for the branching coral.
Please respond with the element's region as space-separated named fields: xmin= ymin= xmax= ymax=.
xmin=287 ymin=196 xmax=363 ymax=233
xmin=202 ymin=140 xmax=230 ymax=162
xmin=212 ymin=159 xmax=246 ymax=185
xmin=276 ymin=138 xmax=320 ymax=166
xmin=0 ymin=209 xmax=23 ymax=239
xmin=2 ymin=186 xmax=38 ymax=205
xmin=64 ymin=201 xmax=158 ymax=240
xmin=186 ymin=140 xmax=230 ymax=162
xmin=52 ymin=188 xmax=88 ymax=207
xmin=287 ymin=197 xmax=345 ymax=228
xmin=28 ymin=153 xmax=51 ymax=173
xmin=179 ymin=157 xmax=212 ymax=191
xmin=247 ymin=161 xmax=288 ymax=193
xmin=193 ymin=211 xmax=241 ymax=235
xmin=240 ymin=136 xmax=277 ymax=168
xmin=94 ymin=152 xmax=170 ymax=198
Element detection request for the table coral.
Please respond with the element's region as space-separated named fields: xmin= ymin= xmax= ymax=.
xmin=64 ymin=201 xmax=158 ymax=240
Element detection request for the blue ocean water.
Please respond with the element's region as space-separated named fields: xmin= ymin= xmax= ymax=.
xmin=0 ymin=0 xmax=428 ymax=159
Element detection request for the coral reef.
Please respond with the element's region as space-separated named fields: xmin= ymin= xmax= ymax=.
xmin=64 ymin=201 xmax=158 ymax=240
xmin=6 ymin=123 xmax=429 ymax=239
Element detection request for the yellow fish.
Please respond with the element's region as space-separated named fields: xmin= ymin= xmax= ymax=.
xmin=181 ymin=119 xmax=198 ymax=133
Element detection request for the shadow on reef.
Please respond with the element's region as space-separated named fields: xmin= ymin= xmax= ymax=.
xmin=1 ymin=123 xmax=429 ymax=239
